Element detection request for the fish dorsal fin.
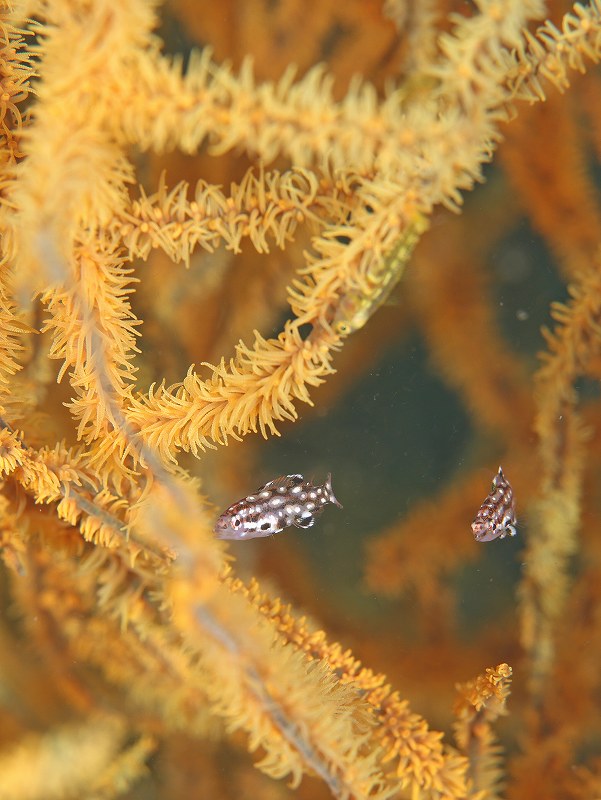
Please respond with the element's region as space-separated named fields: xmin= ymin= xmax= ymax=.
xmin=258 ymin=474 xmax=304 ymax=492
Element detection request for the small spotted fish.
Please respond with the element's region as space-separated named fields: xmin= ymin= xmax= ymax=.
xmin=214 ymin=473 xmax=342 ymax=540
xmin=471 ymin=467 xmax=517 ymax=543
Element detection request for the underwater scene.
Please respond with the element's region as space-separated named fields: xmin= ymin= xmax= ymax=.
xmin=1 ymin=1 xmax=601 ymax=798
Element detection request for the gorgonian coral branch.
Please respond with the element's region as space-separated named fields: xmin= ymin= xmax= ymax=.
xmin=520 ymin=259 xmax=601 ymax=697
xmin=505 ymin=0 xmax=601 ymax=101
xmin=453 ymin=663 xmax=513 ymax=800
xmin=226 ymin=574 xmax=469 ymax=799
xmin=114 ymin=166 xmax=341 ymax=266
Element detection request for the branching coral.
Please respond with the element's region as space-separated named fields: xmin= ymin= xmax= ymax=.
xmin=0 ymin=1 xmax=601 ymax=799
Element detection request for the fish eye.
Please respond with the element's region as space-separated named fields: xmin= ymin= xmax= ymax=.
xmin=232 ymin=517 xmax=241 ymax=528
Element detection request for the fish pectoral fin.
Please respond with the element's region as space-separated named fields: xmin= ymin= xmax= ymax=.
xmin=294 ymin=515 xmax=315 ymax=529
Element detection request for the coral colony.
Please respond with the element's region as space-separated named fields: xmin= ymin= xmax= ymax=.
xmin=0 ymin=2 xmax=600 ymax=798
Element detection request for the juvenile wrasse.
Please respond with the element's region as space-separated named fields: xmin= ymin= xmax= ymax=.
xmin=214 ymin=473 xmax=342 ymax=540
xmin=333 ymin=216 xmax=428 ymax=335
xmin=472 ymin=467 xmax=517 ymax=542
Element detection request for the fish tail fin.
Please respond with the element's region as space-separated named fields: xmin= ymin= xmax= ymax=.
xmin=325 ymin=473 xmax=343 ymax=508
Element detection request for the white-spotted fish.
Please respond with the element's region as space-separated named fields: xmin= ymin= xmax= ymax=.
xmin=214 ymin=473 xmax=342 ymax=540
xmin=471 ymin=467 xmax=517 ymax=542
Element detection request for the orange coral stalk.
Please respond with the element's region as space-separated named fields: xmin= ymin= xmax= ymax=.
xmin=227 ymin=575 xmax=469 ymax=798
xmin=520 ymin=261 xmax=601 ymax=697
xmin=453 ymin=663 xmax=512 ymax=800
xmin=0 ymin=715 xmax=154 ymax=800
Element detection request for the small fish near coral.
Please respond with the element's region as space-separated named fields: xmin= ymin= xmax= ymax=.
xmin=214 ymin=473 xmax=342 ymax=540
xmin=471 ymin=467 xmax=517 ymax=543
